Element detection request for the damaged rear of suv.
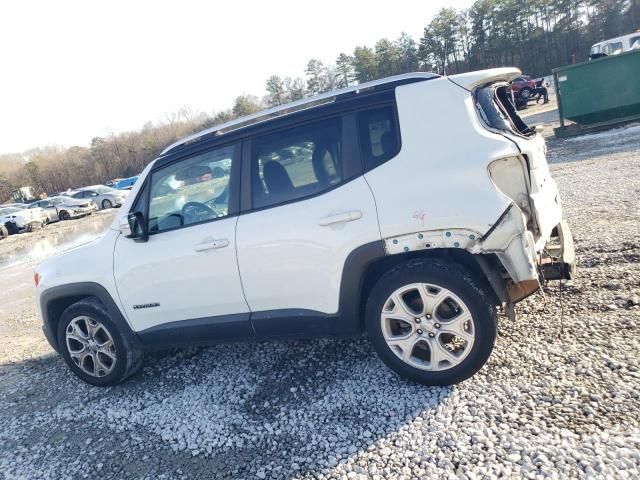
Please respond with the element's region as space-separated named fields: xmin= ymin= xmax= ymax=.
xmin=35 ymin=68 xmax=574 ymax=387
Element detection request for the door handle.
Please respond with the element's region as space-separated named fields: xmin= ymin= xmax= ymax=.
xmin=317 ymin=210 xmax=362 ymax=226
xmin=194 ymin=238 xmax=229 ymax=252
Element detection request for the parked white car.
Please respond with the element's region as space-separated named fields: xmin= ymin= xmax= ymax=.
xmin=35 ymin=69 xmax=574 ymax=386
xmin=67 ymin=185 xmax=129 ymax=210
xmin=29 ymin=196 xmax=96 ymax=222
xmin=0 ymin=206 xmax=48 ymax=234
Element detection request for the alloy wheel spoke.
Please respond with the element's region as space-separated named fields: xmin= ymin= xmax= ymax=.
xmin=70 ymin=349 xmax=89 ymax=363
xmin=420 ymin=286 xmax=448 ymax=316
xmin=97 ymin=340 xmax=116 ymax=361
xmin=94 ymin=353 xmax=111 ymax=375
xmin=387 ymin=333 xmax=419 ymax=362
xmin=429 ymin=338 xmax=459 ymax=368
xmin=385 ymin=292 xmax=416 ymax=323
xmin=68 ymin=322 xmax=88 ymax=341
xmin=438 ymin=313 xmax=474 ymax=342
xmin=86 ymin=319 xmax=100 ymax=337
xmin=67 ymin=333 xmax=88 ymax=349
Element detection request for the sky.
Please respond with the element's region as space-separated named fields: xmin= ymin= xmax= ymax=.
xmin=0 ymin=0 xmax=475 ymax=154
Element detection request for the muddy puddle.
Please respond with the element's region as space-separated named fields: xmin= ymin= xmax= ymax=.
xmin=0 ymin=212 xmax=115 ymax=268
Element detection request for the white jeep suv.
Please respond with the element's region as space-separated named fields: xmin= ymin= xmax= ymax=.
xmin=35 ymin=69 xmax=574 ymax=386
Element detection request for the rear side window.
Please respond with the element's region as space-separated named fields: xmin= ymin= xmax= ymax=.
xmin=251 ymin=118 xmax=342 ymax=209
xmin=357 ymin=106 xmax=399 ymax=171
xmin=476 ymin=84 xmax=534 ymax=138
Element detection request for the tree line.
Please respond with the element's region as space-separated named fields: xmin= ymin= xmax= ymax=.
xmin=1 ymin=0 xmax=637 ymax=201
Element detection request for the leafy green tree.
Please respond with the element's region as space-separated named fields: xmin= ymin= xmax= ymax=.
xmin=265 ymin=75 xmax=287 ymax=106
xmin=286 ymin=77 xmax=306 ymax=101
xmin=232 ymin=95 xmax=263 ymax=117
xmin=305 ymin=59 xmax=326 ymax=95
xmin=335 ymin=53 xmax=354 ymax=87
xmin=375 ymin=38 xmax=401 ymax=77
xmin=352 ymin=46 xmax=377 ymax=82
xmin=396 ymin=32 xmax=420 ymax=73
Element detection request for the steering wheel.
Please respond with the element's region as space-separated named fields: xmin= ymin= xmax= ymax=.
xmin=181 ymin=201 xmax=216 ymax=224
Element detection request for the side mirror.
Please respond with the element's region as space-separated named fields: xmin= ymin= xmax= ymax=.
xmin=126 ymin=211 xmax=148 ymax=242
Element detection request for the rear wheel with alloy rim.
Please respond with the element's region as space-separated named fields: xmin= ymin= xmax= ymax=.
xmin=366 ymin=259 xmax=496 ymax=385
xmin=57 ymin=298 xmax=142 ymax=386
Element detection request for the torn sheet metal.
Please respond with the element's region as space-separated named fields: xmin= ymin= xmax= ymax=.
xmin=385 ymin=229 xmax=482 ymax=255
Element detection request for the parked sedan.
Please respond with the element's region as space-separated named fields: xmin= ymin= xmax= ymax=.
xmin=0 ymin=206 xmax=48 ymax=234
xmin=67 ymin=185 xmax=129 ymax=210
xmin=29 ymin=196 xmax=96 ymax=222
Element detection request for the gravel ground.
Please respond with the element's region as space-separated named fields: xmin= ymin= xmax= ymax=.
xmin=1 ymin=120 xmax=639 ymax=479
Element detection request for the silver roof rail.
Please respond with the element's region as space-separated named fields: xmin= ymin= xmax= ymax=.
xmin=161 ymin=72 xmax=438 ymax=155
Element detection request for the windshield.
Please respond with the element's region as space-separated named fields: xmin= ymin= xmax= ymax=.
xmin=93 ymin=186 xmax=115 ymax=194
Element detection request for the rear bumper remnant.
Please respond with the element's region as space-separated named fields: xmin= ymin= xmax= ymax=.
xmin=539 ymin=220 xmax=576 ymax=281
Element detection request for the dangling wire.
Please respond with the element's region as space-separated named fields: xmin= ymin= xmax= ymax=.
xmin=559 ymin=279 xmax=565 ymax=334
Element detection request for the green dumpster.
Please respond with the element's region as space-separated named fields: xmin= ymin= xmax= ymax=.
xmin=553 ymin=49 xmax=640 ymax=127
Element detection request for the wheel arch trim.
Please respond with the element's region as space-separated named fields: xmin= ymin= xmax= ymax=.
xmin=40 ymin=282 xmax=140 ymax=352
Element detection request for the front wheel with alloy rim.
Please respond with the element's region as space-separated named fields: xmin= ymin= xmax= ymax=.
xmin=366 ymin=259 xmax=496 ymax=385
xmin=102 ymin=199 xmax=113 ymax=209
xmin=57 ymin=298 xmax=142 ymax=386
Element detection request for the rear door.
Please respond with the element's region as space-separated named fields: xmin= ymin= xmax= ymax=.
xmin=113 ymin=143 xmax=251 ymax=340
xmin=235 ymin=114 xmax=381 ymax=336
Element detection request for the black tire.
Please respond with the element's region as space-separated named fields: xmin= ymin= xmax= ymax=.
xmin=520 ymin=87 xmax=532 ymax=100
xmin=5 ymin=222 xmax=18 ymax=235
xmin=102 ymin=199 xmax=113 ymax=209
xmin=365 ymin=258 xmax=496 ymax=386
xmin=0 ymin=224 xmax=8 ymax=239
xmin=59 ymin=210 xmax=71 ymax=221
xmin=57 ymin=298 xmax=143 ymax=386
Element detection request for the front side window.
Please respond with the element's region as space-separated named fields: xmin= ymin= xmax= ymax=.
xmin=357 ymin=106 xmax=399 ymax=171
xmin=148 ymin=144 xmax=236 ymax=232
xmin=251 ymin=118 xmax=342 ymax=209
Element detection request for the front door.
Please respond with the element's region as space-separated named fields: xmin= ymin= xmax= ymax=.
xmin=113 ymin=143 xmax=251 ymax=341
